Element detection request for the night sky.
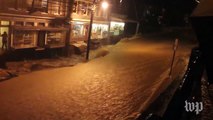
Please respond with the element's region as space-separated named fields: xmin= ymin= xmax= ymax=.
xmin=126 ymin=0 xmax=199 ymax=26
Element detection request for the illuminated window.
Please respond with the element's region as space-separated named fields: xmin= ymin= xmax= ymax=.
xmin=46 ymin=32 xmax=66 ymax=46
xmin=13 ymin=31 xmax=37 ymax=48
xmin=110 ymin=22 xmax=125 ymax=36
xmin=1 ymin=21 xmax=10 ymax=26
xmin=72 ymin=22 xmax=87 ymax=38
xmin=92 ymin=24 xmax=109 ymax=39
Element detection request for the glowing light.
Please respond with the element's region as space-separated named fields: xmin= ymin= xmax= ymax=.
xmin=101 ymin=1 xmax=109 ymax=10
xmin=195 ymin=0 xmax=200 ymax=3
xmin=110 ymin=22 xmax=125 ymax=28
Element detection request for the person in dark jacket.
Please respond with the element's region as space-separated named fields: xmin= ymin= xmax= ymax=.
xmin=1 ymin=32 xmax=8 ymax=50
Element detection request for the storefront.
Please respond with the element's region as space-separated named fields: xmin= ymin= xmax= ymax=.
xmin=12 ymin=30 xmax=37 ymax=49
xmin=91 ymin=23 xmax=108 ymax=39
xmin=110 ymin=21 xmax=125 ymax=36
xmin=11 ymin=27 xmax=67 ymax=49
xmin=46 ymin=31 xmax=66 ymax=48
xmin=71 ymin=20 xmax=109 ymax=41
xmin=71 ymin=21 xmax=88 ymax=41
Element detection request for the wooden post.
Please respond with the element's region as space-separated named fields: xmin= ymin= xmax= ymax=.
xmin=135 ymin=22 xmax=140 ymax=35
xmin=169 ymin=38 xmax=179 ymax=77
xmin=86 ymin=0 xmax=96 ymax=60
xmin=64 ymin=0 xmax=74 ymax=56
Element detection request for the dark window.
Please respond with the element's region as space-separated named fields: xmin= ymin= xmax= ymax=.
xmin=48 ymin=0 xmax=68 ymax=16
xmin=38 ymin=23 xmax=45 ymax=27
xmin=32 ymin=0 xmax=48 ymax=12
xmin=81 ymin=2 xmax=87 ymax=15
xmin=15 ymin=21 xmax=24 ymax=26
xmin=73 ymin=1 xmax=77 ymax=13
xmin=26 ymin=22 xmax=34 ymax=26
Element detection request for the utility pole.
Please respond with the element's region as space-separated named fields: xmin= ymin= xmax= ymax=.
xmin=65 ymin=0 xmax=74 ymax=56
xmin=86 ymin=0 xmax=96 ymax=60
xmin=85 ymin=0 xmax=109 ymax=60
xmin=169 ymin=39 xmax=179 ymax=77
xmin=107 ymin=1 xmax=111 ymax=45
xmin=133 ymin=0 xmax=140 ymax=35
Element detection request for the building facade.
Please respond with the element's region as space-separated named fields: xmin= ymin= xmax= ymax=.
xmin=0 ymin=0 xmax=130 ymax=53
xmin=70 ymin=0 xmax=126 ymax=44
xmin=0 ymin=0 xmax=70 ymax=50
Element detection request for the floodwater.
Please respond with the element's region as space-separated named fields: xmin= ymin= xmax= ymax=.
xmin=0 ymin=37 xmax=193 ymax=120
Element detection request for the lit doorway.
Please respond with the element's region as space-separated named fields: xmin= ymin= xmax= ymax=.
xmin=0 ymin=21 xmax=10 ymax=50
xmin=0 ymin=27 xmax=9 ymax=49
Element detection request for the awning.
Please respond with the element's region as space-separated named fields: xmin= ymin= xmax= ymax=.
xmin=72 ymin=19 xmax=109 ymax=24
xmin=111 ymin=13 xmax=138 ymax=23
xmin=12 ymin=26 xmax=69 ymax=31
xmin=111 ymin=17 xmax=138 ymax=23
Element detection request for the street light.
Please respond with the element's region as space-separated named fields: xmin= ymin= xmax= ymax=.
xmin=86 ymin=0 xmax=109 ymax=60
xmin=101 ymin=1 xmax=109 ymax=10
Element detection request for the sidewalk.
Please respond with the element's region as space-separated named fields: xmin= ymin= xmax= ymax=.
xmin=0 ymin=45 xmax=112 ymax=81
xmin=0 ymin=49 xmax=11 ymax=81
xmin=0 ymin=49 xmax=5 ymax=55
xmin=0 ymin=52 xmax=84 ymax=81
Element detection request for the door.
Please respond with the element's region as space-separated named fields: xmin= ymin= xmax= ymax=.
xmin=0 ymin=27 xmax=9 ymax=49
xmin=37 ymin=31 xmax=46 ymax=48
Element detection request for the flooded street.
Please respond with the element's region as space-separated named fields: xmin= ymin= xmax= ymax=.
xmin=0 ymin=37 xmax=194 ymax=120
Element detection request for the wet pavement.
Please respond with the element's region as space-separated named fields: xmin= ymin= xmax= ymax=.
xmin=0 ymin=37 xmax=193 ymax=120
